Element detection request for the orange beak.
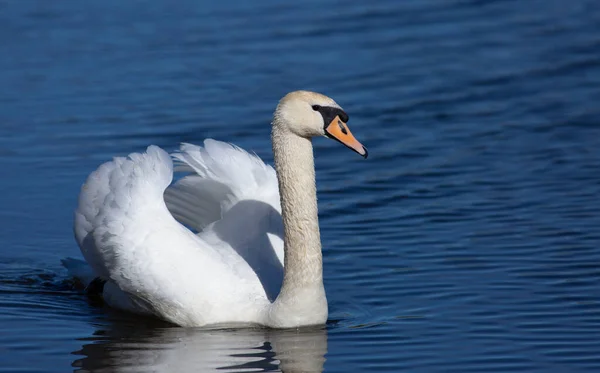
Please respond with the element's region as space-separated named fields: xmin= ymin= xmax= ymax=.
xmin=324 ymin=116 xmax=368 ymax=158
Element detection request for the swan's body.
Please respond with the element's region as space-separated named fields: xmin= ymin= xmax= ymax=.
xmin=67 ymin=91 xmax=366 ymax=328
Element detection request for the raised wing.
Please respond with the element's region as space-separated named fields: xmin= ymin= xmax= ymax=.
xmin=72 ymin=141 xmax=284 ymax=325
xmin=165 ymin=140 xmax=283 ymax=263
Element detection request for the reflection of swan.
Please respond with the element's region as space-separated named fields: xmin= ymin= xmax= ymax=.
xmin=73 ymin=325 xmax=327 ymax=373
xmin=66 ymin=91 xmax=367 ymax=328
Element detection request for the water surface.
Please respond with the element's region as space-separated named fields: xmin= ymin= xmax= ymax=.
xmin=1 ymin=0 xmax=600 ymax=372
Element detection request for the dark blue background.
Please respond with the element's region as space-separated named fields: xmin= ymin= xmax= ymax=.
xmin=1 ymin=1 xmax=599 ymax=372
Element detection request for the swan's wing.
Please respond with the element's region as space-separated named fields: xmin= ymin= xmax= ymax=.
xmin=164 ymin=140 xmax=284 ymax=263
xmin=73 ymin=146 xmax=272 ymax=326
xmin=74 ymin=146 xmax=174 ymax=280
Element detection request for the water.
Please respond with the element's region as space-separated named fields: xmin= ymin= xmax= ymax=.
xmin=1 ymin=0 xmax=600 ymax=371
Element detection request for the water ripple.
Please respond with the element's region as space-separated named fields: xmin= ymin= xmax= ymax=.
xmin=1 ymin=0 xmax=600 ymax=372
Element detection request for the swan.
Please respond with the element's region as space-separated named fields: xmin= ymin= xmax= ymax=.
xmin=65 ymin=90 xmax=367 ymax=328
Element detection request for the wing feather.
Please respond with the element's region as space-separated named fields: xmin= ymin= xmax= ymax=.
xmin=71 ymin=141 xmax=284 ymax=326
xmin=165 ymin=139 xmax=281 ymax=237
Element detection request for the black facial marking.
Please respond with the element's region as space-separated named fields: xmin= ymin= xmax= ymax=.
xmin=314 ymin=106 xmax=349 ymax=130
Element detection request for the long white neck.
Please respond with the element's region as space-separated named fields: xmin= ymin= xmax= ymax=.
xmin=268 ymin=121 xmax=327 ymax=327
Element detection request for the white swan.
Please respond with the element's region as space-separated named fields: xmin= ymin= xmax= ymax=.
xmin=65 ymin=91 xmax=367 ymax=328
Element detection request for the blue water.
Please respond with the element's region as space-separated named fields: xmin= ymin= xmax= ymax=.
xmin=1 ymin=0 xmax=600 ymax=372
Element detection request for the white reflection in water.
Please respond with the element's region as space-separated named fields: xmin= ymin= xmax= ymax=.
xmin=73 ymin=325 xmax=327 ymax=373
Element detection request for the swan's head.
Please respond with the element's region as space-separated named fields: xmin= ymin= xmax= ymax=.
xmin=273 ymin=90 xmax=368 ymax=158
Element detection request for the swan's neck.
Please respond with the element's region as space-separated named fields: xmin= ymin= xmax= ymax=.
xmin=269 ymin=125 xmax=327 ymax=326
xmin=273 ymin=128 xmax=323 ymax=288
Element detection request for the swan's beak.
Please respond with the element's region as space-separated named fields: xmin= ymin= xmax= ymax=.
xmin=325 ymin=116 xmax=368 ymax=159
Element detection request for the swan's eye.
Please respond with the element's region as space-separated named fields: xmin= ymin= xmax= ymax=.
xmin=312 ymin=105 xmax=321 ymax=111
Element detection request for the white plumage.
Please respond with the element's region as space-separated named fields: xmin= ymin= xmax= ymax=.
xmin=69 ymin=140 xmax=284 ymax=326
xmin=65 ymin=91 xmax=367 ymax=328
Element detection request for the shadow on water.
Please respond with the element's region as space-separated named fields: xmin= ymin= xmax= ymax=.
xmin=73 ymin=324 xmax=327 ymax=373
